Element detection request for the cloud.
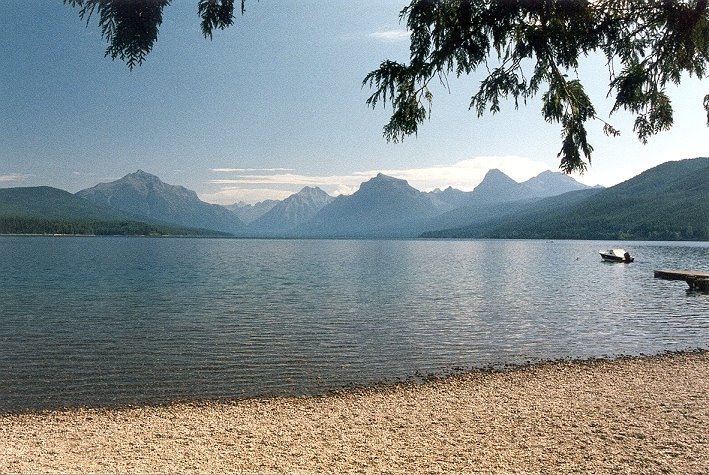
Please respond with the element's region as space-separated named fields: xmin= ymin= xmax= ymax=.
xmin=330 ymin=184 xmax=358 ymax=197
xmin=200 ymin=187 xmax=296 ymax=205
xmin=202 ymin=156 xmax=554 ymax=204
xmin=368 ymin=30 xmax=410 ymax=42
xmin=207 ymin=173 xmax=364 ymax=187
xmin=210 ymin=168 xmax=295 ymax=173
xmin=0 ymin=173 xmax=31 ymax=182
xmin=356 ymin=155 xmax=553 ymax=192
xmin=203 ymin=168 xmax=370 ymax=204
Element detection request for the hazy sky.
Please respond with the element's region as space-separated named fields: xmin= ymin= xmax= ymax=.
xmin=2 ymin=1 xmax=707 ymax=204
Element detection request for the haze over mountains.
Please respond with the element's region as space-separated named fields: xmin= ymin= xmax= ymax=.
xmin=76 ymin=170 xmax=245 ymax=234
xmin=69 ymin=167 xmax=595 ymax=238
xmin=422 ymin=157 xmax=709 ymax=241
xmin=304 ymin=174 xmax=443 ymax=237
xmin=1 ymin=157 xmax=706 ymax=240
xmin=0 ymin=186 xmax=215 ymax=236
xmin=247 ymin=186 xmax=334 ymax=236
xmin=225 ymin=200 xmax=278 ymax=224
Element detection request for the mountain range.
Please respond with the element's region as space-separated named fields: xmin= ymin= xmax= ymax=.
xmin=76 ymin=170 xmax=245 ymax=234
xmin=1 ymin=157 xmax=706 ymax=240
xmin=248 ymin=186 xmax=335 ymax=237
xmin=302 ymin=173 xmax=443 ymax=237
xmin=421 ymin=157 xmax=709 ymax=241
xmin=0 ymin=186 xmax=218 ymax=236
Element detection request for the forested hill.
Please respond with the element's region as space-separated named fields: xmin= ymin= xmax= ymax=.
xmin=0 ymin=186 xmax=221 ymax=236
xmin=422 ymin=157 xmax=709 ymax=241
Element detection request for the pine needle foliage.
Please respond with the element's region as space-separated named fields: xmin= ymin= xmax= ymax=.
xmin=64 ymin=1 xmax=707 ymax=173
xmin=363 ymin=0 xmax=709 ymax=174
xmin=65 ymin=0 xmax=247 ymax=69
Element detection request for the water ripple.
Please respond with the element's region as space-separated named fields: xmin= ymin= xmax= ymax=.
xmin=0 ymin=237 xmax=707 ymax=412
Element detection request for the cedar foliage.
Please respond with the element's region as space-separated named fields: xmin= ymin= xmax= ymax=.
xmin=64 ymin=0 xmax=246 ymax=68
xmin=65 ymin=1 xmax=708 ymax=174
xmin=364 ymin=0 xmax=709 ymax=174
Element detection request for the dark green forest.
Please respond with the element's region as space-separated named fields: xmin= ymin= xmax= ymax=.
xmin=0 ymin=216 xmax=210 ymax=236
xmin=0 ymin=186 xmax=223 ymax=236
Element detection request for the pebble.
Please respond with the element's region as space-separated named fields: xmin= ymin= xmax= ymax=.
xmin=0 ymin=351 xmax=707 ymax=474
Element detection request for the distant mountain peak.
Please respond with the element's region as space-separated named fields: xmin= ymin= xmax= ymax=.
xmin=360 ymin=173 xmax=413 ymax=193
xmin=475 ymin=169 xmax=518 ymax=188
xmin=295 ymin=186 xmax=328 ymax=197
xmin=128 ymin=169 xmax=158 ymax=180
xmin=247 ymin=186 xmax=333 ymax=235
xmin=101 ymin=170 xmax=197 ymax=201
xmin=522 ymin=170 xmax=593 ymax=197
xmin=303 ymin=172 xmax=440 ymax=237
xmin=289 ymin=186 xmax=332 ymax=205
xmin=371 ymin=173 xmax=401 ymax=181
xmin=76 ymin=171 xmax=243 ymax=234
xmin=484 ymin=168 xmax=507 ymax=177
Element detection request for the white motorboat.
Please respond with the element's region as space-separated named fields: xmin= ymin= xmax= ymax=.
xmin=600 ymin=248 xmax=634 ymax=263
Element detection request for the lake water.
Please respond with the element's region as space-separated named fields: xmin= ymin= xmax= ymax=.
xmin=1 ymin=237 xmax=707 ymax=412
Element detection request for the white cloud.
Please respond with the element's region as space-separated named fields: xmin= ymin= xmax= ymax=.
xmin=207 ymin=173 xmax=364 ymax=187
xmin=199 ymin=187 xmax=295 ymax=205
xmin=0 ymin=173 xmax=31 ymax=182
xmin=356 ymin=155 xmax=553 ymax=192
xmin=202 ymin=173 xmax=366 ymax=204
xmin=368 ymin=30 xmax=410 ymax=42
xmin=211 ymin=168 xmax=295 ymax=173
xmin=331 ymin=184 xmax=358 ymax=197
xmin=201 ymin=156 xmax=555 ymax=204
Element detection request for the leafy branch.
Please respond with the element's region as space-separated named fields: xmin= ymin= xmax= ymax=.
xmin=365 ymin=0 xmax=709 ymax=174
xmin=65 ymin=0 xmax=249 ymax=69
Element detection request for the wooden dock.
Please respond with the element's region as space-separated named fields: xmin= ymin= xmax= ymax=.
xmin=654 ymin=269 xmax=709 ymax=292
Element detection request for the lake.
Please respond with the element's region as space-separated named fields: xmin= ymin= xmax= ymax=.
xmin=0 ymin=237 xmax=707 ymax=412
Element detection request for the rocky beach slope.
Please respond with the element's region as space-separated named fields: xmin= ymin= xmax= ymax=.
xmin=1 ymin=351 xmax=707 ymax=473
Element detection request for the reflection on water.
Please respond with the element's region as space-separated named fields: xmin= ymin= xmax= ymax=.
xmin=0 ymin=237 xmax=707 ymax=411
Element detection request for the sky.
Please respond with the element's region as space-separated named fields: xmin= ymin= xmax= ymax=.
xmin=1 ymin=1 xmax=707 ymax=204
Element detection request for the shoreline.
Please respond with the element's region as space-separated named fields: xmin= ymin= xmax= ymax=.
xmin=2 ymin=348 xmax=706 ymax=417
xmin=1 ymin=351 xmax=707 ymax=473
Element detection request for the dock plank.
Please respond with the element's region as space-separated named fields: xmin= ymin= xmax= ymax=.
xmin=654 ymin=269 xmax=709 ymax=280
xmin=654 ymin=269 xmax=709 ymax=292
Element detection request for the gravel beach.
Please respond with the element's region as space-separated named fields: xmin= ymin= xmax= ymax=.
xmin=1 ymin=351 xmax=707 ymax=474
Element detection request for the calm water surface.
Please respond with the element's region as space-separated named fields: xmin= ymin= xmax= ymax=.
xmin=1 ymin=237 xmax=707 ymax=412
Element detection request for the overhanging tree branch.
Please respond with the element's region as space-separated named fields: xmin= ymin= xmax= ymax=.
xmin=365 ymin=0 xmax=709 ymax=174
xmin=64 ymin=0 xmax=708 ymax=172
xmin=65 ymin=0 xmax=250 ymax=70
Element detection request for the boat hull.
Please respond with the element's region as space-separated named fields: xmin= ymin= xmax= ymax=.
xmin=600 ymin=251 xmax=634 ymax=263
xmin=600 ymin=253 xmax=624 ymax=262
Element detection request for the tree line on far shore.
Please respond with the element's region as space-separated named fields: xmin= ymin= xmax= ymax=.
xmin=0 ymin=216 xmax=211 ymax=236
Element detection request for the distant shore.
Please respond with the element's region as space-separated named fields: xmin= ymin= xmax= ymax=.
xmin=1 ymin=351 xmax=707 ymax=474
